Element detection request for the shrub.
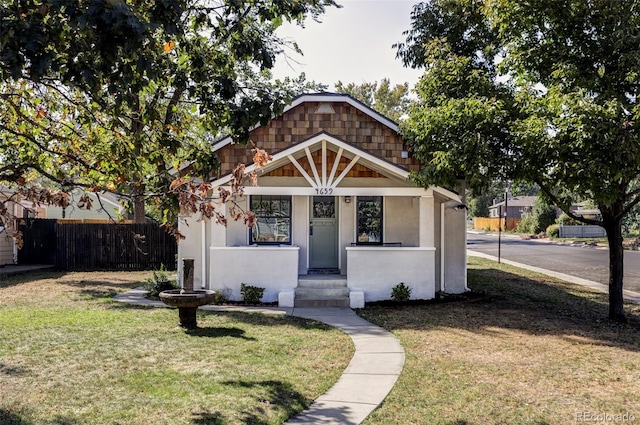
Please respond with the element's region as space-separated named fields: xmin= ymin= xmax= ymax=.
xmin=211 ymin=288 xmax=232 ymax=305
xmin=240 ymin=283 xmax=265 ymax=304
xmin=144 ymin=266 xmax=177 ymax=298
xmin=516 ymin=213 xmax=535 ymax=234
xmin=556 ymin=212 xmax=581 ymax=226
xmin=546 ymin=224 xmax=560 ymax=238
xmin=391 ymin=282 xmax=412 ymax=302
xmin=531 ymin=197 xmax=557 ymax=234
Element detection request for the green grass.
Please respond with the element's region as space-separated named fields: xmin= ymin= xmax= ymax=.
xmin=0 ymin=271 xmax=352 ymax=425
xmin=359 ymin=257 xmax=640 ymax=425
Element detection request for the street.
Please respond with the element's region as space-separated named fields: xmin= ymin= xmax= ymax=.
xmin=467 ymin=231 xmax=640 ymax=294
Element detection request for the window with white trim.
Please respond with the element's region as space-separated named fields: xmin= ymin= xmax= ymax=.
xmin=250 ymin=195 xmax=292 ymax=244
xmin=356 ymin=196 xmax=383 ymax=244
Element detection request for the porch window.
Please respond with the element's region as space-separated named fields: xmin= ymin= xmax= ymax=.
xmin=250 ymin=195 xmax=292 ymax=244
xmin=356 ymin=196 xmax=383 ymax=244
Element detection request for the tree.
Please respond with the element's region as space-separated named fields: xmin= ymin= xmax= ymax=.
xmin=530 ymin=196 xmax=558 ymax=235
xmin=334 ymin=78 xmax=410 ymax=122
xmin=398 ymin=0 xmax=640 ymax=322
xmin=0 ymin=0 xmax=335 ymax=225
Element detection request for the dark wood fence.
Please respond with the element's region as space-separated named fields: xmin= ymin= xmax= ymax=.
xmin=18 ymin=218 xmax=57 ymax=265
xmin=18 ymin=219 xmax=177 ymax=271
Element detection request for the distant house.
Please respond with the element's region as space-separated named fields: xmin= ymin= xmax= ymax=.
xmin=42 ymin=190 xmax=131 ymax=221
xmin=0 ymin=188 xmax=132 ymax=266
xmin=0 ymin=187 xmax=45 ymax=265
xmin=489 ymin=196 xmax=538 ymax=219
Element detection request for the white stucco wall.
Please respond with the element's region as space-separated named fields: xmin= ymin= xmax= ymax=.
xmin=442 ymin=200 xmax=468 ymax=294
xmin=433 ymin=196 xmax=443 ymax=291
xmin=339 ymin=196 xmax=355 ymax=274
xmin=177 ymin=215 xmax=205 ymax=288
xmin=385 ymin=196 xmax=420 ymax=246
xmin=226 ymin=197 xmax=249 ymax=246
xmin=209 ymin=246 xmax=299 ymax=302
xmin=346 ymin=247 xmax=436 ymax=301
xmin=292 ymin=195 xmax=308 ymax=274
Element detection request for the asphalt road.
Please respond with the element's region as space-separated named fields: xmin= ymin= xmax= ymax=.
xmin=467 ymin=231 xmax=640 ymax=294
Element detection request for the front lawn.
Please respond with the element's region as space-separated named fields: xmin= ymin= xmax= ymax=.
xmin=0 ymin=271 xmax=352 ymax=425
xmin=360 ymin=257 xmax=640 ymax=425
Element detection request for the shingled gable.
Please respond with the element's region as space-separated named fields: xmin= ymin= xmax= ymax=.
xmin=211 ymin=93 xmax=421 ymax=178
xmin=211 ymin=131 xmax=461 ymax=201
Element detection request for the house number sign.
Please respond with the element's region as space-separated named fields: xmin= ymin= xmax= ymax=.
xmin=315 ymin=187 xmax=334 ymax=195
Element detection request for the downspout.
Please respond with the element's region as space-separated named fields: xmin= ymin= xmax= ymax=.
xmin=440 ymin=202 xmax=446 ymax=293
xmin=201 ymin=220 xmax=207 ymax=289
xmin=12 ymin=201 xmax=18 ymax=264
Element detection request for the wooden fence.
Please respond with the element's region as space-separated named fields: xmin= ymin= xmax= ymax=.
xmin=473 ymin=217 xmax=521 ymax=232
xmin=18 ymin=219 xmax=177 ymax=271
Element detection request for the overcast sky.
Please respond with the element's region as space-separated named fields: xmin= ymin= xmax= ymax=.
xmin=271 ymin=0 xmax=423 ymax=91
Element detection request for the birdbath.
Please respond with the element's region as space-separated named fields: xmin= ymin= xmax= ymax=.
xmin=159 ymin=259 xmax=216 ymax=329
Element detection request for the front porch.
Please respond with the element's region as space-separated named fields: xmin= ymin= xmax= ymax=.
xmin=204 ymin=244 xmax=438 ymax=308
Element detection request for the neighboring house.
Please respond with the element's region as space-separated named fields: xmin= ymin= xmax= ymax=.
xmin=489 ymin=196 xmax=599 ymax=220
xmin=178 ymin=93 xmax=468 ymax=308
xmin=0 ymin=188 xmax=45 ymax=266
xmin=43 ymin=189 xmax=131 ymax=221
xmin=489 ymin=196 xmax=538 ymax=219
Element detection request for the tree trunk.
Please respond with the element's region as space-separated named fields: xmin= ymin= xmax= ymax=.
xmin=602 ymin=204 xmax=626 ymax=322
xmin=132 ymin=187 xmax=146 ymax=224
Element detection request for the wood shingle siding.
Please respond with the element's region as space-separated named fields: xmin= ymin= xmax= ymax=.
xmin=214 ymin=101 xmax=420 ymax=176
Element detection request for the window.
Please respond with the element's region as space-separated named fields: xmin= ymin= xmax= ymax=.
xmin=250 ymin=195 xmax=292 ymax=244
xmin=356 ymin=196 xmax=382 ymax=244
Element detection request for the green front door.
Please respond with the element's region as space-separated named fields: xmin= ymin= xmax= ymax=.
xmin=309 ymin=196 xmax=338 ymax=269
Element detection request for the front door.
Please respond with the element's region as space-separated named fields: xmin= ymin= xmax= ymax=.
xmin=309 ymin=196 xmax=338 ymax=269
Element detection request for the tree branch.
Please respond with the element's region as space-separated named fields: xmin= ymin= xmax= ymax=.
xmin=534 ymin=178 xmax=602 ymax=226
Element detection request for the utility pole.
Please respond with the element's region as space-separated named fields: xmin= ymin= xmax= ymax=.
xmin=498 ymin=182 xmax=511 ymax=264
xmin=498 ymin=208 xmax=502 ymax=263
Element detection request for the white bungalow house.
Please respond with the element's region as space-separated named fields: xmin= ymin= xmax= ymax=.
xmin=178 ymin=93 xmax=468 ymax=308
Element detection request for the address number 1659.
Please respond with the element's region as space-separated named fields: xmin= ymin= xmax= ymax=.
xmin=315 ymin=188 xmax=334 ymax=195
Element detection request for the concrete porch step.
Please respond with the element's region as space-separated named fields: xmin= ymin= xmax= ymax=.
xmin=295 ymin=276 xmax=350 ymax=307
xmin=297 ymin=279 xmax=348 ymax=289
xmin=294 ymin=297 xmax=350 ymax=308
xmin=296 ymin=287 xmax=350 ymax=298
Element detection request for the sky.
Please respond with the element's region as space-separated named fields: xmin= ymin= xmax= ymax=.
xmin=271 ymin=0 xmax=423 ymax=91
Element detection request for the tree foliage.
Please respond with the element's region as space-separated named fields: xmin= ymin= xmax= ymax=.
xmin=334 ymin=78 xmax=410 ymax=122
xmin=399 ymin=0 xmax=640 ymax=321
xmin=0 ymin=0 xmax=335 ymax=226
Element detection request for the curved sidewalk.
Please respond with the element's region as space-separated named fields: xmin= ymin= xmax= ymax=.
xmin=114 ymin=289 xmax=404 ymax=425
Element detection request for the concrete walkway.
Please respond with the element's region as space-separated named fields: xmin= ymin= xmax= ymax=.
xmin=0 ymin=264 xmax=55 ymax=277
xmin=113 ymin=289 xmax=404 ymax=425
